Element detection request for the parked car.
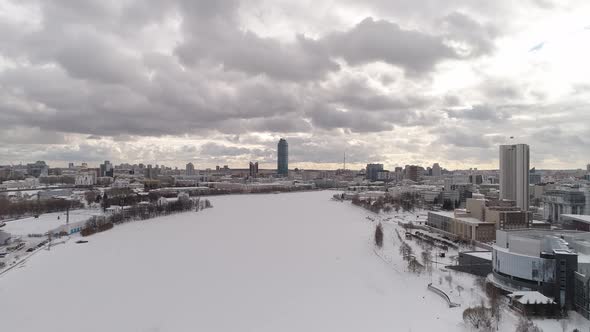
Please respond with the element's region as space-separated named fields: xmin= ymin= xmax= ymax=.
xmin=26 ymin=247 xmax=35 ymax=252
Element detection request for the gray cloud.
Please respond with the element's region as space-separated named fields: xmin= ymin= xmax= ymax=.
xmin=324 ymin=18 xmax=457 ymax=75
xmin=0 ymin=0 xmax=588 ymax=169
xmin=446 ymin=105 xmax=510 ymax=122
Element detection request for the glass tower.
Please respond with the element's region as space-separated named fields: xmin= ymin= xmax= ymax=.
xmin=277 ymin=138 xmax=288 ymax=176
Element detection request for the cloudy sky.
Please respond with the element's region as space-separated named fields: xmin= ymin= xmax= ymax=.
xmin=0 ymin=0 xmax=589 ymax=170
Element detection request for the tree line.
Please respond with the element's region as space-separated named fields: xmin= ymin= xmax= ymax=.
xmin=352 ymin=192 xmax=422 ymax=214
xmin=80 ymin=196 xmax=211 ymax=237
xmin=0 ymin=196 xmax=82 ymax=219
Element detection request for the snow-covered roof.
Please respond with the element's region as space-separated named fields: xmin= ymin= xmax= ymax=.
xmin=561 ymin=214 xmax=590 ymax=224
xmin=463 ymin=251 xmax=492 ymax=261
xmin=509 ymin=291 xmax=554 ymax=304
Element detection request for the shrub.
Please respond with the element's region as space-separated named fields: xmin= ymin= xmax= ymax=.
xmin=375 ymin=223 xmax=383 ymax=248
xmin=463 ymin=306 xmax=492 ymax=331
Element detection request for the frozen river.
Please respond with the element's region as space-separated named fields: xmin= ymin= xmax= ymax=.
xmin=0 ymin=191 xmax=465 ymax=331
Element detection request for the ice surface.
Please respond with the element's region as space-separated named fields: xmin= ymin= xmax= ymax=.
xmin=0 ymin=191 xmax=586 ymax=331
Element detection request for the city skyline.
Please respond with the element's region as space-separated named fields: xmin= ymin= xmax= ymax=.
xmin=1 ymin=1 xmax=590 ymax=170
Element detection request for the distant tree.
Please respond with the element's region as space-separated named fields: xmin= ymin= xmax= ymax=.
xmin=101 ymin=192 xmax=109 ymax=212
xmin=442 ymin=199 xmax=454 ymax=211
xmin=488 ymin=285 xmax=502 ymax=330
xmin=375 ymin=223 xmax=383 ymax=248
xmin=84 ymin=191 xmax=97 ymax=206
xmin=407 ymin=257 xmax=424 ymax=274
xmin=445 ymin=274 xmax=453 ymax=288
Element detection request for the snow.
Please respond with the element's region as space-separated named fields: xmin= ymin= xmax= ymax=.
xmin=0 ymin=191 xmax=587 ymax=332
xmin=463 ymin=251 xmax=492 ymax=261
xmin=2 ymin=209 xmax=102 ymax=236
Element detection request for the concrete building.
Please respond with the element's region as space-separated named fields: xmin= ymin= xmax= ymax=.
xmin=432 ymin=163 xmax=442 ymax=177
xmin=406 ymin=165 xmax=419 ymax=182
xmin=100 ymin=160 xmax=113 ymax=177
xmin=452 ymin=215 xmax=496 ymax=242
xmin=500 ymin=144 xmax=530 ymax=211
xmin=277 ymin=138 xmax=288 ymax=177
xmin=426 ymin=211 xmax=454 ymax=233
xmin=449 ymin=251 xmax=492 ymax=277
xmin=542 ymin=189 xmax=586 ymax=222
xmin=489 ymin=229 xmax=590 ymax=313
xmin=466 ymin=197 xmax=531 ymax=230
xmin=185 ymin=163 xmax=195 ymax=176
xmin=249 ymin=162 xmax=259 ymax=178
xmin=561 ymin=214 xmax=590 ymax=232
xmin=365 ymin=164 xmax=384 ymax=182
xmin=75 ymin=173 xmax=96 ymax=186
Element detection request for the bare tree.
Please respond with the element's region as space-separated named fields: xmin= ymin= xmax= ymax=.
xmin=489 ymin=285 xmax=502 ymax=330
xmin=463 ymin=306 xmax=492 ymax=331
xmin=445 ymin=274 xmax=453 ymax=288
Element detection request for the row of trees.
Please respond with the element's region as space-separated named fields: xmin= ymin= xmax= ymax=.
xmin=352 ymin=192 xmax=423 ymax=214
xmin=0 ymin=196 xmax=82 ymax=219
xmin=80 ymin=196 xmax=211 ymax=237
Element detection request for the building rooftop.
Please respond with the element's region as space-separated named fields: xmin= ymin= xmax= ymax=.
xmin=508 ymin=291 xmax=554 ymax=305
xmin=463 ymin=251 xmax=492 ymax=261
xmin=455 ymin=217 xmax=489 ymax=225
xmin=428 ymin=211 xmax=455 ymax=218
xmin=561 ymin=214 xmax=590 ymax=225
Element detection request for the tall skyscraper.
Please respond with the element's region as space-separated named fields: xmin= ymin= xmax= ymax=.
xmin=277 ymin=138 xmax=288 ymax=176
xmin=432 ymin=163 xmax=442 ymax=177
xmin=500 ymin=144 xmax=530 ymax=211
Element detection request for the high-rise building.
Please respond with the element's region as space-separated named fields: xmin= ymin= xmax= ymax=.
xmin=249 ymin=162 xmax=259 ymax=177
xmin=500 ymin=144 xmax=530 ymax=211
xmin=432 ymin=163 xmax=442 ymax=177
xmin=146 ymin=164 xmax=153 ymax=179
xmin=407 ymin=165 xmax=419 ymax=182
xmin=277 ymin=138 xmax=288 ymax=177
xmin=587 ymin=163 xmax=590 ymax=172
xmin=68 ymin=162 xmax=74 ymax=169
xmin=366 ymin=163 xmax=384 ymax=181
xmin=186 ymin=162 xmax=195 ymax=176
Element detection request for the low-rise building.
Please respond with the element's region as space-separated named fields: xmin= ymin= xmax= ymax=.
xmin=426 ymin=211 xmax=454 ymax=233
xmin=489 ymin=229 xmax=590 ymax=314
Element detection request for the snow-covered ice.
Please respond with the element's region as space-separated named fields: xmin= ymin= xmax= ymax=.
xmin=2 ymin=209 xmax=101 ymax=236
xmin=0 ymin=191 xmax=586 ymax=331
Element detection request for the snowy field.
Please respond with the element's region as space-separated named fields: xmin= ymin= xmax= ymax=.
xmin=0 ymin=191 xmax=587 ymax=331
xmin=2 ymin=209 xmax=102 ymax=236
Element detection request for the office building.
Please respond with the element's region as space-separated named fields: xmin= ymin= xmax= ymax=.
xmin=186 ymin=163 xmax=195 ymax=176
xmin=432 ymin=163 xmax=442 ymax=177
xmin=249 ymin=162 xmax=259 ymax=177
xmin=542 ymin=189 xmax=586 ymax=222
xmin=365 ymin=163 xmax=384 ymax=182
xmin=277 ymin=138 xmax=288 ymax=177
xmin=406 ymin=165 xmax=419 ymax=182
xmin=500 ymin=144 xmax=530 ymax=211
